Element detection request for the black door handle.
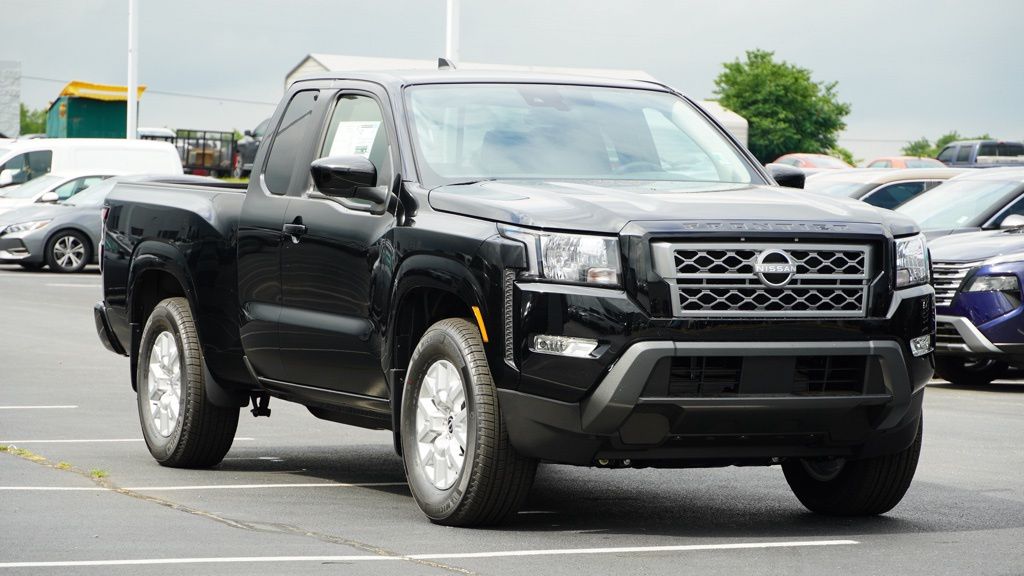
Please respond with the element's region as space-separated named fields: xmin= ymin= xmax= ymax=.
xmin=282 ymin=223 xmax=307 ymax=236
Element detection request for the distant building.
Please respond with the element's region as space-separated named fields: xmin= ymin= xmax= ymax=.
xmin=0 ymin=61 xmax=21 ymax=138
xmin=285 ymin=54 xmax=748 ymax=146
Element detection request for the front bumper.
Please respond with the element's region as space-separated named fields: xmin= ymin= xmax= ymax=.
xmin=495 ymin=275 xmax=933 ymax=466
xmin=500 ymin=338 xmax=928 ymax=466
xmin=0 ymin=232 xmax=45 ymax=264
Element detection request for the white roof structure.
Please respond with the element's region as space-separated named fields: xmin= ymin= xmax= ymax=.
xmin=285 ymin=54 xmax=748 ymax=146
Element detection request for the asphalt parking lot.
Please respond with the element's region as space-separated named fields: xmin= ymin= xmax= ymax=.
xmin=2 ymin=265 xmax=1024 ymax=575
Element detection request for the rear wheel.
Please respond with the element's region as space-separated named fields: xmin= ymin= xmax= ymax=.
xmin=783 ymin=419 xmax=922 ymax=516
xmin=935 ymin=357 xmax=1007 ymax=386
xmin=137 ymin=297 xmax=239 ymax=468
xmin=401 ymin=318 xmax=537 ymax=526
xmin=45 ymin=230 xmax=90 ymax=273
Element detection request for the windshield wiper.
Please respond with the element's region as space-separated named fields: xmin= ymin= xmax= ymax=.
xmin=444 ymin=178 xmax=497 ymax=187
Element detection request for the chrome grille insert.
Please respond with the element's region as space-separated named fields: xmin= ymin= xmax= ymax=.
xmin=652 ymin=242 xmax=872 ymax=318
xmin=931 ymin=261 xmax=979 ymax=307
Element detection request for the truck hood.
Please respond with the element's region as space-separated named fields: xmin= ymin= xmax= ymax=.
xmin=428 ymin=180 xmax=917 ymax=234
xmin=929 ymin=228 xmax=1024 ymax=262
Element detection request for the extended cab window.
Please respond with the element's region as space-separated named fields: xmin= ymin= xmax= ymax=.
xmin=320 ymin=94 xmax=391 ymax=187
xmin=956 ymin=145 xmax=973 ymax=162
xmin=263 ymin=90 xmax=318 ymax=195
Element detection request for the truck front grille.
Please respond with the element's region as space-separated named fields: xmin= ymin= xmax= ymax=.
xmin=652 ymin=242 xmax=872 ymax=318
xmin=931 ymin=261 xmax=979 ymax=307
xmin=662 ymin=356 xmax=869 ymax=397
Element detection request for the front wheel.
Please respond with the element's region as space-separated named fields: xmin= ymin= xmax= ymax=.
xmin=401 ymin=318 xmax=537 ymax=526
xmin=137 ymin=297 xmax=239 ymax=468
xmin=935 ymin=357 xmax=1007 ymax=386
xmin=45 ymin=230 xmax=90 ymax=273
xmin=783 ymin=419 xmax=922 ymax=516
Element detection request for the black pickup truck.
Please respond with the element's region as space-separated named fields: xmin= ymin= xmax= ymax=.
xmin=95 ymin=69 xmax=935 ymax=526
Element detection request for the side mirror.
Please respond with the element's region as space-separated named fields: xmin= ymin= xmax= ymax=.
xmin=39 ymin=191 xmax=59 ymax=203
xmin=765 ymin=163 xmax=805 ymax=189
xmin=1001 ymin=214 xmax=1024 ymax=229
xmin=244 ymin=130 xmax=252 ymax=137
xmin=0 ymin=170 xmax=13 ymax=188
xmin=310 ymin=156 xmax=387 ymax=204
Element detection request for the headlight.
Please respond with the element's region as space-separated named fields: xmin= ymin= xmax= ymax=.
xmin=1 ymin=219 xmax=51 ymax=236
xmin=501 ymin=226 xmax=620 ymax=286
xmin=895 ymin=234 xmax=929 ymax=289
xmin=965 ymin=274 xmax=1020 ymax=293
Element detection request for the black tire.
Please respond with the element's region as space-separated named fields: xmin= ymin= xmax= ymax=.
xmin=137 ymin=297 xmax=239 ymax=468
xmin=934 ymin=357 xmax=1007 ymax=386
xmin=18 ymin=262 xmax=44 ymax=271
xmin=44 ymin=229 xmax=91 ymax=273
xmin=400 ymin=318 xmax=537 ymax=526
xmin=783 ymin=419 xmax=922 ymax=516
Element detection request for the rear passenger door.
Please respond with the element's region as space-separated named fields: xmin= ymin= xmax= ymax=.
xmin=238 ymin=88 xmax=324 ymax=382
xmin=277 ymin=85 xmax=398 ymax=399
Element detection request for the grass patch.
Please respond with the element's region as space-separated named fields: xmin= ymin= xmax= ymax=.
xmin=0 ymin=445 xmax=8 ymax=452
xmin=57 ymin=462 xmax=72 ymax=470
xmin=90 ymin=469 xmax=108 ymax=479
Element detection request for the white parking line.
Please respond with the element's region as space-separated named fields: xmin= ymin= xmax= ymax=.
xmin=0 ymin=437 xmax=255 ymax=444
xmin=44 ymin=283 xmax=100 ymax=288
xmin=0 ymin=482 xmax=406 ymax=492
xmin=0 ymin=406 xmax=78 ymax=410
xmin=0 ymin=540 xmax=859 ymax=568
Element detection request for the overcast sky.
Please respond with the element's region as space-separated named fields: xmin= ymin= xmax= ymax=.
xmin=3 ymin=0 xmax=1022 ymax=160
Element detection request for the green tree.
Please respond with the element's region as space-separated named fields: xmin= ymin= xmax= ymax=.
xmin=19 ymin=103 xmax=47 ymax=135
xmin=902 ymin=137 xmax=933 ymax=157
xmin=714 ymin=49 xmax=851 ymax=164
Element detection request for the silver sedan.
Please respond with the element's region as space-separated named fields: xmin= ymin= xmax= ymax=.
xmin=0 ymin=174 xmax=218 ymax=272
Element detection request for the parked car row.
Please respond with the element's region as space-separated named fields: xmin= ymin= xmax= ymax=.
xmin=797 ymin=164 xmax=1024 ymax=387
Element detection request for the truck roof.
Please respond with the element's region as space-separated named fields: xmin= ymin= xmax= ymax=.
xmin=290 ymin=69 xmax=674 ymax=92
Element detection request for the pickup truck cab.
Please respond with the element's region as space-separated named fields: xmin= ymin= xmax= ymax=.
xmin=95 ymin=69 xmax=934 ymax=526
xmin=937 ymin=140 xmax=1024 ymax=168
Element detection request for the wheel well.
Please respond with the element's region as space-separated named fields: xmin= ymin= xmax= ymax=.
xmin=392 ymin=287 xmax=473 ymax=374
xmin=390 ymin=287 xmax=474 ymax=455
xmin=131 ymin=270 xmax=186 ymax=327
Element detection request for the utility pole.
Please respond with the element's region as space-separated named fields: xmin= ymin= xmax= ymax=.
xmin=445 ymin=0 xmax=460 ymax=63
xmin=126 ymin=0 xmax=138 ymax=139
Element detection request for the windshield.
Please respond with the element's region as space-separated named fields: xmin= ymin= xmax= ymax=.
xmin=0 ymin=174 xmax=62 ymax=199
xmin=406 ymin=84 xmax=759 ymax=187
xmin=63 ymin=178 xmax=118 ymax=207
xmin=804 ymin=180 xmax=867 ymax=198
xmin=897 ymin=179 xmax=1023 ymax=230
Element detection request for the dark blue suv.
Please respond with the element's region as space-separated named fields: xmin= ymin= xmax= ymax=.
xmin=931 ymin=229 xmax=1024 ymax=384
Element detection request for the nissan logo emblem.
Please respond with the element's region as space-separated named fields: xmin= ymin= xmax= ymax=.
xmin=753 ymin=250 xmax=798 ymax=288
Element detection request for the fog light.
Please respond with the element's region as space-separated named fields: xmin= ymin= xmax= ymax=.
xmin=910 ymin=334 xmax=932 ymax=357
xmin=530 ymin=335 xmax=598 ymax=358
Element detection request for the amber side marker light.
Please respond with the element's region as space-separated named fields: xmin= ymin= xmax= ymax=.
xmin=471 ymin=305 xmax=489 ymax=343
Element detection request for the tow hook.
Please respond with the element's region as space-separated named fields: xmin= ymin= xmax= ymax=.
xmin=250 ymin=393 xmax=272 ymax=417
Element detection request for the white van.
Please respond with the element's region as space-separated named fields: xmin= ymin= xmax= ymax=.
xmin=0 ymin=139 xmax=182 ymax=188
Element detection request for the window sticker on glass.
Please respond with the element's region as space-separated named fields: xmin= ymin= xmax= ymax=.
xmin=329 ymin=121 xmax=381 ymax=158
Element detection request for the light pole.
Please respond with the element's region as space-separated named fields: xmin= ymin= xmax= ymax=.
xmin=126 ymin=0 xmax=138 ymax=139
xmin=445 ymin=0 xmax=460 ymax=63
